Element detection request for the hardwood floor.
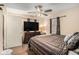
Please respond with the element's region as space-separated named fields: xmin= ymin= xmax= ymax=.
xmin=11 ymin=44 xmax=29 ymax=55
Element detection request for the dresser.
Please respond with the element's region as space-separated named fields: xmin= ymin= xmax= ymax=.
xmin=23 ymin=31 xmax=41 ymax=44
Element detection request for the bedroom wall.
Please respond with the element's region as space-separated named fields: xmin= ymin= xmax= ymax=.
xmin=6 ymin=7 xmax=52 ymax=35
xmin=22 ymin=15 xmax=48 ymax=34
xmin=53 ymin=6 xmax=79 ymax=35
xmin=4 ymin=7 xmax=47 ymax=48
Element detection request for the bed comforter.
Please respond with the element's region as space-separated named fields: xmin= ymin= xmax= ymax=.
xmin=28 ymin=34 xmax=68 ymax=55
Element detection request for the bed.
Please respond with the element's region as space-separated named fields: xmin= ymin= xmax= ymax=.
xmin=28 ymin=34 xmax=68 ymax=55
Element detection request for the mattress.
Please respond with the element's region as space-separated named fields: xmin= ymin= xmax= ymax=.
xmin=28 ymin=34 xmax=68 ymax=55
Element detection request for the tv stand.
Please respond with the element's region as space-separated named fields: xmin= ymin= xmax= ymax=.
xmin=23 ymin=31 xmax=41 ymax=44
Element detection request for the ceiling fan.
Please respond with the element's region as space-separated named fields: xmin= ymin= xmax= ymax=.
xmin=27 ymin=5 xmax=53 ymax=16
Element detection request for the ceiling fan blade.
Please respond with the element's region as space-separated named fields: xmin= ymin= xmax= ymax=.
xmin=42 ymin=13 xmax=48 ymax=16
xmin=0 ymin=7 xmax=3 ymax=10
xmin=0 ymin=4 xmax=4 ymax=6
xmin=44 ymin=9 xmax=52 ymax=12
xmin=27 ymin=12 xmax=36 ymax=13
xmin=0 ymin=4 xmax=4 ymax=10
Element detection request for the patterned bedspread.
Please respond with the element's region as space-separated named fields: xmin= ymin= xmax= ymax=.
xmin=28 ymin=34 xmax=68 ymax=55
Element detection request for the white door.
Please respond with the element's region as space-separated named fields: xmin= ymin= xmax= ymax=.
xmin=4 ymin=15 xmax=23 ymax=48
xmin=0 ymin=14 xmax=3 ymax=53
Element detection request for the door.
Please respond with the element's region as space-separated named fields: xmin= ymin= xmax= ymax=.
xmin=4 ymin=15 xmax=23 ymax=48
xmin=0 ymin=13 xmax=3 ymax=52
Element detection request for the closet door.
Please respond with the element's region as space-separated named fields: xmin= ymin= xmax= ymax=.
xmin=5 ymin=15 xmax=23 ymax=48
xmin=0 ymin=14 xmax=3 ymax=52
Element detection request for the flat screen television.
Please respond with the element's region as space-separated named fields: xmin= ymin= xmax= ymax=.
xmin=24 ymin=22 xmax=39 ymax=31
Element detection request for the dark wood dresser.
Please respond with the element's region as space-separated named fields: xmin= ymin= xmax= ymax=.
xmin=23 ymin=31 xmax=41 ymax=44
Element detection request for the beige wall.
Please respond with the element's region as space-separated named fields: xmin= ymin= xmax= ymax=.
xmin=0 ymin=11 xmax=3 ymax=53
xmin=53 ymin=6 xmax=79 ymax=35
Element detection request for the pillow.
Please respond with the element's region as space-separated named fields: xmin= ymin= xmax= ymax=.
xmin=64 ymin=32 xmax=79 ymax=45
xmin=68 ymin=34 xmax=79 ymax=44
xmin=64 ymin=32 xmax=79 ymax=50
xmin=74 ymin=47 xmax=79 ymax=54
xmin=64 ymin=33 xmax=75 ymax=45
xmin=67 ymin=33 xmax=79 ymax=50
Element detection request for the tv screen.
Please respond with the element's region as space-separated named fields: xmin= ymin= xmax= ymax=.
xmin=24 ymin=22 xmax=39 ymax=31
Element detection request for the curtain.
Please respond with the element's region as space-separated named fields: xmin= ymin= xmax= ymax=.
xmin=50 ymin=17 xmax=60 ymax=35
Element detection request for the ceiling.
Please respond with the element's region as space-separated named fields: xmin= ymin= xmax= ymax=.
xmin=5 ymin=3 xmax=79 ymax=11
